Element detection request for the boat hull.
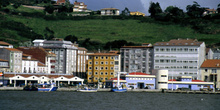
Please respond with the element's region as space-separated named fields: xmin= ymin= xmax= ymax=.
xmin=38 ymin=87 xmax=58 ymax=92
xmin=78 ymin=89 xmax=97 ymax=92
xmin=112 ymin=89 xmax=127 ymax=92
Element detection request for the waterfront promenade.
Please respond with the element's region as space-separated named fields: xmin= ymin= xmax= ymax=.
xmin=0 ymin=87 xmax=220 ymax=94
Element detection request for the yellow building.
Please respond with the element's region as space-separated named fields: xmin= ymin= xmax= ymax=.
xmin=87 ymin=52 xmax=121 ymax=84
xmin=130 ymin=11 xmax=145 ymax=16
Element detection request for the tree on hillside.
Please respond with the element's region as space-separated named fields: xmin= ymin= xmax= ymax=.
xmin=165 ymin=6 xmax=184 ymax=17
xmin=217 ymin=3 xmax=220 ymax=13
xmin=44 ymin=4 xmax=54 ymax=14
xmin=121 ymin=7 xmax=130 ymax=16
xmin=148 ymin=2 xmax=162 ymax=18
xmin=186 ymin=1 xmax=205 ymax=18
xmin=64 ymin=35 xmax=78 ymax=43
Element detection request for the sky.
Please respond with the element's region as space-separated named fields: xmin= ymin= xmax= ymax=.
xmin=67 ymin=0 xmax=219 ymax=15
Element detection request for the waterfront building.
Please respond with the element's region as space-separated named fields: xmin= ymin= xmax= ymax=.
xmin=153 ymin=39 xmax=206 ymax=80
xmin=16 ymin=47 xmax=56 ymax=74
xmin=73 ymin=1 xmax=87 ymax=12
xmin=168 ymin=76 xmax=214 ymax=91
xmin=75 ymin=47 xmax=87 ymax=78
xmin=105 ymin=77 xmax=127 ymax=88
xmin=123 ymin=72 xmax=156 ymax=89
xmin=87 ymin=52 xmax=121 ymax=84
xmin=0 ymin=41 xmax=13 ymax=48
xmin=33 ymin=39 xmax=78 ymax=74
xmin=200 ymin=59 xmax=220 ymax=89
xmin=22 ymin=54 xmax=38 ymax=73
xmin=2 ymin=73 xmax=84 ymax=87
xmin=0 ymin=48 xmax=22 ymax=73
xmin=0 ymin=59 xmax=9 ymax=72
xmin=120 ymin=43 xmax=153 ymax=74
xmin=101 ymin=8 xmax=120 ymax=15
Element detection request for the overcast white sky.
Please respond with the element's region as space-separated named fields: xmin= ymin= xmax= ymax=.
xmin=67 ymin=0 xmax=219 ymax=15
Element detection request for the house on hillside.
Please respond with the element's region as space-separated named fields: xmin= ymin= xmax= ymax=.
xmin=0 ymin=41 xmax=13 ymax=48
xmin=73 ymin=1 xmax=87 ymax=12
xmin=56 ymin=0 xmax=66 ymax=5
xmin=130 ymin=11 xmax=145 ymax=16
xmin=203 ymin=8 xmax=218 ymax=16
xmin=101 ymin=8 xmax=120 ymax=15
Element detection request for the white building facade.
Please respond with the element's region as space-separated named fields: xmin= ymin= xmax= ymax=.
xmin=153 ymin=39 xmax=206 ymax=80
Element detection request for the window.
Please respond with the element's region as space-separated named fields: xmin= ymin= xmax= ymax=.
xmin=111 ymin=72 xmax=114 ymax=75
xmin=155 ymin=48 xmax=159 ymax=51
xmin=105 ymin=62 xmax=108 ymax=64
xmin=105 ymin=72 xmax=108 ymax=75
xmin=161 ymin=75 xmax=167 ymax=77
xmin=89 ymin=67 xmax=92 ymax=70
xmin=111 ymin=67 xmax=114 ymax=70
xmin=205 ymin=69 xmax=208 ymax=72
xmin=89 ymin=62 xmax=92 ymax=64
xmin=111 ymin=57 xmax=114 ymax=59
xmin=115 ymin=61 xmax=119 ymax=65
xmin=101 ymin=62 xmax=104 ymax=64
xmin=212 ymin=69 xmax=217 ymax=73
xmin=106 ymin=57 xmax=108 ymax=59
xmin=95 ymin=62 xmax=98 ymax=64
xmin=89 ymin=72 xmax=92 ymax=75
xmin=95 ymin=72 xmax=98 ymax=75
xmin=105 ymin=67 xmax=108 ymax=70
xmin=101 ymin=67 xmax=104 ymax=70
xmin=101 ymin=72 xmax=103 ymax=75
xmin=95 ymin=56 xmax=98 ymax=59
xmin=166 ymin=48 xmax=170 ymax=51
xmin=101 ymin=56 xmax=104 ymax=59
xmin=95 ymin=67 xmax=98 ymax=70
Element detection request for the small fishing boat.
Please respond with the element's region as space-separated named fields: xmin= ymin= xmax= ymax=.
xmin=111 ymin=87 xmax=127 ymax=92
xmin=111 ymin=72 xmax=127 ymax=92
xmin=78 ymin=87 xmax=97 ymax=92
xmin=38 ymin=83 xmax=58 ymax=92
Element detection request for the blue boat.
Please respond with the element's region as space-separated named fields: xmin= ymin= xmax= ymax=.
xmin=38 ymin=83 xmax=58 ymax=92
xmin=112 ymin=87 xmax=127 ymax=92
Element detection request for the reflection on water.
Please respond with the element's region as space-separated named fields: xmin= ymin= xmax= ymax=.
xmin=0 ymin=91 xmax=219 ymax=110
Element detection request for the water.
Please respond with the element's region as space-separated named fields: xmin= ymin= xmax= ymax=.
xmin=0 ymin=91 xmax=219 ymax=110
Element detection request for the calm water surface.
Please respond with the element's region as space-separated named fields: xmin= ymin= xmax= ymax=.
xmin=0 ymin=91 xmax=219 ymax=110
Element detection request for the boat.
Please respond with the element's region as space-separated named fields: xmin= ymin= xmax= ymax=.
xmin=38 ymin=83 xmax=58 ymax=92
xmin=78 ymin=87 xmax=97 ymax=92
xmin=111 ymin=87 xmax=127 ymax=92
xmin=111 ymin=72 xmax=127 ymax=92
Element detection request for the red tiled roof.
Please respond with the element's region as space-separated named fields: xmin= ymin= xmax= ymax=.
xmin=192 ymin=80 xmax=205 ymax=82
xmin=4 ymin=48 xmax=22 ymax=52
xmin=89 ymin=53 xmax=118 ymax=56
xmin=57 ymin=0 xmax=65 ymax=3
xmin=168 ymin=79 xmax=176 ymax=81
xmin=0 ymin=59 xmax=8 ymax=62
xmin=128 ymin=72 xmax=150 ymax=75
xmin=0 ymin=41 xmax=12 ymax=46
xmin=200 ymin=60 xmax=220 ymax=68
xmin=154 ymin=39 xmax=203 ymax=46
xmin=121 ymin=46 xmax=152 ymax=48
xmin=109 ymin=78 xmax=124 ymax=80
xmin=16 ymin=47 xmax=52 ymax=64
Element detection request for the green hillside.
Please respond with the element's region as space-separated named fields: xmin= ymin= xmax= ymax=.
xmin=1 ymin=5 xmax=220 ymax=50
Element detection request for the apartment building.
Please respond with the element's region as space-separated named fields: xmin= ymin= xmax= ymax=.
xmin=33 ymin=39 xmax=78 ymax=74
xmin=87 ymin=52 xmax=121 ymax=84
xmin=16 ymin=47 xmax=56 ymax=74
xmin=120 ymin=43 xmax=153 ymax=74
xmin=200 ymin=59 xmax=220 ymax=89
xmin=153 ymin=39 xmax=206 ymax=80
xmin=0 ymin=59 xmax=9 ymax=72
xmin=75 ymin=47 xmax=87 ymax=78
xmin=73 ymin=1 xmax=87 ymax=12
xmin=22 ymin=54 xmax=38 ymax=73
xmin=0 ymin=48 xmax=22 ymax=73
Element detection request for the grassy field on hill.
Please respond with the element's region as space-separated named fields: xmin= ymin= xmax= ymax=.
xmin=1 ymin=5 xmax=220 ymax=48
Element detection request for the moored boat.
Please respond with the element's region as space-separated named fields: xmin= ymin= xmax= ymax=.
xmin=38 ymin=83 xmax=58 ymax=92
xmin=78 ymin=87 xmax=97 ymax=92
